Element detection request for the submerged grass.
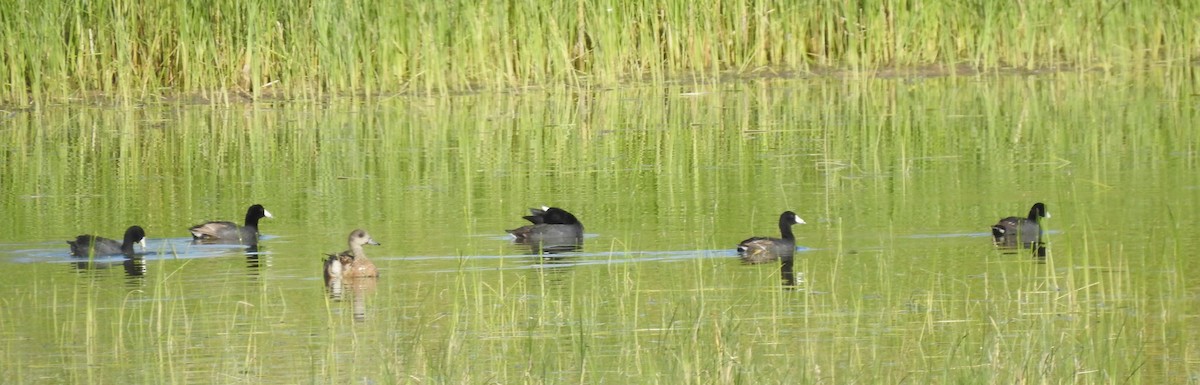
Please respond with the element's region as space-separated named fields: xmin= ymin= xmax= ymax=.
xmin=2 ymin=1 xmax=1199 ymax=104
xmin=0 ymin=71 xmax=1198 ymax=382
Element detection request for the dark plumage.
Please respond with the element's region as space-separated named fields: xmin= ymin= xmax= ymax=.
xmin=68 ymin=226 xmax=147 ymax=257
xmin=737 ymin=211 xmax=806 ymax=264
xmin=324 ymin=229 xmax=381 ymax=280
xmin=506 ymin=206 xmax=584 ymax=248
xmin=189 ymin=204 xmax=273 ymax=244
xmin=991 ymin=202 xmax=1049 ymax=249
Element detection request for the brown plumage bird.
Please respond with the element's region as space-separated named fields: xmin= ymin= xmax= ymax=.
xmin=324 ymin=229 xmax=381 ymax=280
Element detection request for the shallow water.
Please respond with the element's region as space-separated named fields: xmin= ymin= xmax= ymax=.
xmin=1 ymin=71 xmax=1198 ymax=383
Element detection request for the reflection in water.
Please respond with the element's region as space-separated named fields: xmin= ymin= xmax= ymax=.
xmin=516 ymin=231 xmax=587 ymax=290
xmin=190 ymin=238 xmax=261 ymax=247
xmin=518 ymin=235 xmax=584 ymax=290
xmin=243 ymin=245 xmax=264 ymax=275
xmin=326 ymin=277 xmax=376 ymax=322
xmin=780 ymin=258 xmax=797 ymax=288
xmin=993 ymin=241 xmax=1048 ymax=261
xmin=740 ymin=256 xmax=799 ymax=288
xmin=174 ymin=240 xmax=270 ymax=276
xmin=70 ymin=256 xmax=147 ymax=286
xmin=124 ymin=257 xmax=147 ymax=278
xmin=517 ymin=236 xmax=584 ymax=256
xmin=0 ymin=70 xmax=1193 ymax=384
xmin=525 ymin=255 xmax=581 ymax=290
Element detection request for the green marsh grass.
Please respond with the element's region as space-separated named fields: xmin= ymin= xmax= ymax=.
xmin=2 ymin=1 xmax=1199 ymax=104
xmin=0 ymin=70 xmax=1198 ymax=382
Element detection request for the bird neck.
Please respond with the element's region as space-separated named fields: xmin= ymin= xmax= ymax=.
xmin=244 ymin=213 xmax=260 ymax=228
xmin=778 ymin=222 xmax=795 ymax=240
xmin=350 ymin=244 xmax=370 ymax=261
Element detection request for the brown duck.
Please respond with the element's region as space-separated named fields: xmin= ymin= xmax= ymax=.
xmin=323 ymin=229 xmax=381 ymax=280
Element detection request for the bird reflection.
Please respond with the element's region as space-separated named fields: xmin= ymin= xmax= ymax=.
xmin=518 ymin=236 xmax=584 ymax=256
xmin=325 ymin=276 xmax=376 ymax=322
xmin=780 ymin=258 xmax=797 ymax=288
xmin=244 ymin=244 xmax=264 ymax=275
xmin=70 ymin=255 xmax=148 ymax=285
xmin=524 ymin=258 xmax=577 ymax=291
xmin=993 ymin=241 xmax=1048 ymax=260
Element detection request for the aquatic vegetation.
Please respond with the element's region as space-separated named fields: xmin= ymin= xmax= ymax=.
xmin=1 ymin=1 xmax=1198 ymax=104
xmin=0 ymin=72 xmax=1196 ymax=383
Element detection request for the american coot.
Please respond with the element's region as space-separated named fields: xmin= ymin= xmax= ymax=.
xmin=737 ymin=211 xmax=806 ymax=264
xmin=506 ymin=206 xmax=584 ymax=252
xmin=68 ymin=225 xmax=147 ymax=257
xmin=519 ymin=206 xmax=555 ymax=225
xmin=991 ymin=202 xmax=1049 ymax=249
xmin=324 ymin=229 xmax=381 ymax=280
xmin=189 ymin=204 xmax=273 ymax=244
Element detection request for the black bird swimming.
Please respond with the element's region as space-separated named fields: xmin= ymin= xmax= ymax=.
xmin=737 ymin=211 xmax=806 ymax=264
xmin=68 ymin=225 xmax=147 ymax=257
xmin=991 ymin=202 xmax=1050 ymax=249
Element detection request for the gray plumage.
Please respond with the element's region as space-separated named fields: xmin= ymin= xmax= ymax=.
xmin=737 ymin=211 xmax=805 ymax=264
xmin=189 ymin=204 xmax=273 ymax=244
xmin=991 ymin=202 xmax=1049 ymax=249
xmin=507 ymin=206 xmax=584 ymax=246
xmin=68 ymin=226 xmax=147 ymax=257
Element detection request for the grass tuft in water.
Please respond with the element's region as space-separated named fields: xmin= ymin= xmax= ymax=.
xmin=2 ymin=1 xmax=1198 ymax=103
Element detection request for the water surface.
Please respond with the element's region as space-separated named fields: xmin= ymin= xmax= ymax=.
xmin=1 ymin=72 xmax=1197 ymax=383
